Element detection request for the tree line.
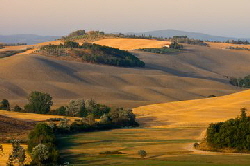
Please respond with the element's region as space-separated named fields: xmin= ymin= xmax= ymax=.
xmin=230 ymin=75 xmax=250 ymax=88
xmin=39 ymin=41 xmax=145 ymax=67
xmin=206 ymin=108 xmax=250 ymax=152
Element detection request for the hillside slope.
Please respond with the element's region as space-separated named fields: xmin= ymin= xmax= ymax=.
xmin=133 ymin=89 xmax=250 ymax=128
xmin=1 ymin=39 xmax=250 ymax=108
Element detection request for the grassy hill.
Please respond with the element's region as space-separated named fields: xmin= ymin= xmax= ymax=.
xmin=1 ymin=38 xmax=250 ymax=108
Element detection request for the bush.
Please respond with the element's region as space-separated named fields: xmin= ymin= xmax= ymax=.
xmin=0 ymin=99 xmax=10 ymax=110
xmin=31 ymin=144 xmax=49 ymax=165
xmin=138 ymin=150 xmax=147 ymax=159
xmin=13 ymin=105 xmax=22 ymax=112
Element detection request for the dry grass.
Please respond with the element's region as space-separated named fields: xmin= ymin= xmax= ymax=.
xmin=133 ymin=89 xmax=250 ymax=128
xmin=207 ymin=42 xmax=250 ymax=50
xmin=94 ymin=38 xmax=169 ymax=50
xmin=0 ymin=110 xmax=79 ymax=122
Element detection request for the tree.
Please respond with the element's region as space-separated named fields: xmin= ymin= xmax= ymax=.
xmin=7 ymin=140 xmax=26 ymax=166
xmin=67 ymin=30 xmax=86 ymax=38
xmin=138 ymin=150 xmax=147 ymax=159
xmin=31 ymin=144 xmax=49 ymax=166
xmin=28 ymin=123 xmax=55 ymax=152
xmin=66 ymin=99 xmax=86 ymax=117
xmin=24 ymin=91 xmax=53 ymax=114
xmin=0 ymin=99 xmax=10 ymax=110
xmin=28 ymin=123 xmax=59 ymax=164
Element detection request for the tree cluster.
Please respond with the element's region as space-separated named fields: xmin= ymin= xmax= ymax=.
xmin=51 ymin=107 xmax=139 ymax=135
xmin=206 ymin=108 xmax=250 ymax=152
xmin=225 ymin=40 xmax=250 ymax=45
xmin=230 ymin=75 xmax=250 ymax=88
xmin=39 ymin=41 xmax=145 ymax=67
xmin=170 ymin=37 xmax=208 ymax=46
xmin=28 ymin=123 xmax=59 ymax=165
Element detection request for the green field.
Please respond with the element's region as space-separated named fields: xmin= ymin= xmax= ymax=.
xmin=59 ymin=128 xmax=250 ymax=166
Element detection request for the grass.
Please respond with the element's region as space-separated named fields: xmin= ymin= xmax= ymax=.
xmin=58 ymin=127 xmax=250 ymax=166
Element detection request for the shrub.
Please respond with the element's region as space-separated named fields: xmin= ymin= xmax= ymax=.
xmin=31 ymin=144 xmax=49 ymax=165
xmin=138 ymin=150 xmax=147 ymax=159
xmin=208 ymin=95 xmax=216 ymax=98
xmin=13 ymin=105 xmax=22 ymax=112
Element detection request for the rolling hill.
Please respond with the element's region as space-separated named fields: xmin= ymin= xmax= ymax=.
xmin=133 ymin=89 xmax=250 ymax=128
xmin=1 ymin=38 xmax=250 ymax=108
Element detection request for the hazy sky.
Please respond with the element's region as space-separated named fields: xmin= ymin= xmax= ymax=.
xmin=1 ymin=0 xmax=250 ymax=38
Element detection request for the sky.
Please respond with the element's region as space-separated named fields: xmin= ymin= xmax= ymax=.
xmin=1 ymin=0 xmax=250 ymax=38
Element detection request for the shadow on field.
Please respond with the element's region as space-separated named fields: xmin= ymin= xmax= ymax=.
xmin=137 ymin=116 xmax=173 ymax=127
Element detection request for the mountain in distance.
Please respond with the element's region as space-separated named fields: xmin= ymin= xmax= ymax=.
xmin=126 ymin=29 xmax=250 ymax=42
xmin=0 ymin=34 xmax=61 ymax=45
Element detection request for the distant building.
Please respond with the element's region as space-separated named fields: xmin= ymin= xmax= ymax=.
xmin=163 ymin=44 xmax=170 ymax=48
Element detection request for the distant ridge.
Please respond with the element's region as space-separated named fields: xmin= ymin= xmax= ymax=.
xmin=0 ymin=34 xmax=61 ymax=45
xmin=127 ymin=29 xmax=250 ymax=42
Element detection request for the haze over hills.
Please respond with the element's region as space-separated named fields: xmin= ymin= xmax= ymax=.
xmin=2 ymin=29 xmax=250 ymax=45
xmin=0 ymin=34 xmax=61 ymax=44
xmin=127 ymin=29 xmax=250 ymax=42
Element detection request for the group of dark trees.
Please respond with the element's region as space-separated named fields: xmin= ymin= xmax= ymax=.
xmin=225 ymin=40 xmax=250 ymax=45
xmin=170 ymin=37 xmax=208 ymax=46
xmin=62 ymin=30 xmax=110 ymax=41
xmin=206 ymin=108 xmax=250 ymax=152
xmin=39 ymin=41 xmax=145 ymax=67
xmin=117 ymin=33 xmax=166 ymax=41
xmin=48 ymin=107 xmax=138 ymax=135
xmin=230 ymin=75 xmax=250 ymax=88
xmin=227 ymin=46 xmax=250 ymax=51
